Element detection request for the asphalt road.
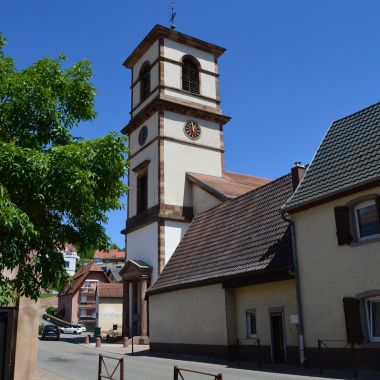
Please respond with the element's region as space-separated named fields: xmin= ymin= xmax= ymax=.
xmin=38 ymin=338 xmax=377 ymax=380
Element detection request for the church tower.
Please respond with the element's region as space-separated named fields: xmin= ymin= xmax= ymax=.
xmin=121 ymin=25 xmax=230 ymax=337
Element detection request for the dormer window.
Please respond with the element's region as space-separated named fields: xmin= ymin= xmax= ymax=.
xmin=182 ymin=56 xmax=199 ymax=94
xmin=139 ymin=62 xmax=150 ymax=102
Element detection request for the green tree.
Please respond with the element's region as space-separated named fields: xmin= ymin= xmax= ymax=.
xmin=0 ymin=34 xmax=128 ymax=304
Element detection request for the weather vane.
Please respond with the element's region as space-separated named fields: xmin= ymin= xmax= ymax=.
xmin=170 ymin=2 xmax=176 ymax=30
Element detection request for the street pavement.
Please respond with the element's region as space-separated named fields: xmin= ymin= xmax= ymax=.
xmin=38 ymin=337 xmax=379 ymax=380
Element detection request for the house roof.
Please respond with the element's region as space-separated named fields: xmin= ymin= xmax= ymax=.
xmin=97 ymin=283 xmax=123 ymax=298
xmin=61 ymin=262 xmax=108 ymax=296
xmin=187 ymin=170 xmax=271 ymax=200
xmin=94 ymin=249 xmax=125 ymax=261
xmin=147 ymin=173 xmax=294 ymax=296
xmin=105 ymin=264 xmax=124 ymax=282
xmin=283 ymin=102 xmax=380 ymax=212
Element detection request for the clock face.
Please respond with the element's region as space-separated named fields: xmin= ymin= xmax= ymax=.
xmin=138 ymin=125 xmax=148 ymax=146
xmin=184 ymin=120 xmax=201 ymax=140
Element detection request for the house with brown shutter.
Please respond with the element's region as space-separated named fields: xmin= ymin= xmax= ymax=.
xmin=282 ymin=102 xmax=380 ymax=369
xmin=146 ymin=167 xmax=305 ymax=365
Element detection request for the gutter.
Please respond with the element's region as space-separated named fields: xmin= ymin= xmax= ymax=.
xmin=281 ymin=211 xmax=306 ymax=367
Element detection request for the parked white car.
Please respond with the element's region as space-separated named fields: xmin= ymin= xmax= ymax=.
xmin=77 ymin=324 xmax=86 ymax=333
xmin=59 ymin=325 xmax=83 ymax=334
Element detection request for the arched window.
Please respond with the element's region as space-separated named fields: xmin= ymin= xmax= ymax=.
xmin=182 ymin=56 xmax=199 ymax=94
xmin=139 ymin=62 xmax=150 ymax=102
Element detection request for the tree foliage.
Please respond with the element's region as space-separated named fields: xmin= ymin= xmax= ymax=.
xmin=0 ymin=34 xmax=128 ymax=304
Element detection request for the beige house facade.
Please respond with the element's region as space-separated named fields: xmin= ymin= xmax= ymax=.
xmin=96 ymin=283 xmax=123 ymax=332
xmin=283 ymin=102 xmax=380 ymax=369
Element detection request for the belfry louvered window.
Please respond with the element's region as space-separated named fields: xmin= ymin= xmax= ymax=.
xmin=139 ymin=62 xmax=150 ymax=102
xmin=182 ymin=56 xmax=199 ymax=94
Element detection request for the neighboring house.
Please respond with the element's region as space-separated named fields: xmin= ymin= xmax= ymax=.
xmin=94 ymin=249 xmax=125 ymax=267
xmin=282 ymin=102 xmax=380 ymax=369
xmin=62 ymin=243 xmax=79 ymax=276
xmin=120 ymin=24 xmax=270 ymax=338
xmin=58 ymin=262 xmax=109 ymax=331
xmin=96 ymin=283 xmax=123 ymax=332
xmin=147 ymin=168 xmax=304 ymax=364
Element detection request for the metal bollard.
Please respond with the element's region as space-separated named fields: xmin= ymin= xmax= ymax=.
xmin=96 ymin=336 xmax=101 ymax=348
xmin=85 ymin=335 xmax=90 ymax=344
xmin=123 ymin=336 xmax=129 ymax=348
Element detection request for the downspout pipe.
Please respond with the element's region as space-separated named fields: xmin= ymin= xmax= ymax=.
xmin=282 ymin=211 xmax=306 ymax=366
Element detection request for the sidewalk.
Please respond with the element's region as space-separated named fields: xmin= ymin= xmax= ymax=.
xmin=78 ymin=342 xmax=150 ymax=355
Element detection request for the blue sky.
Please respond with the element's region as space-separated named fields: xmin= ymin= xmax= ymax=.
xmin=3 ymin=1 xmax=380 ymax=248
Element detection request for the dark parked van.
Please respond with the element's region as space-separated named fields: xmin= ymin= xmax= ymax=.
xmin=41 ymin=325 xmax=60 ymax=340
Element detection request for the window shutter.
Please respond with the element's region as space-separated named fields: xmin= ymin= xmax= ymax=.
xmin=334 ymin=206 xmax=352 ymax=245
xmin=343 ymin=297 xmax=363 ymax=344
xmin=376 ymin=195 xmax=380 ymax=221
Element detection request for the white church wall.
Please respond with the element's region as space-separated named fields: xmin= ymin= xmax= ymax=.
xmin=162 ymin=38 xmax=218 ymax=107
xmin=200 ymin=72 xmax=217 ymax=99
xmin=163 ymin=140 xmax=222 ymax=207
xmin=127 ymin=222 xmax=159 ymax=283
xmin=163 ymin=61 xmax=180 ymax=88
xmin=132 ymin=64 xmax=159 ymax=110
xmin=162 ymin=87 xmax=217 ymax=108
xmin=164 ymin=221 xmax=190 ymax=264
xmin=132 ymin=87 xmax=159 ymax=116
xmin=163 ymin=111 xmax=221 ymax=149
xmin=128 ymin=141 xmax=158 ymax=218
xmin=129 ymin=112 xmax=159 ymax=155
xmin=163 ymin=38 xmax=216 ymax=73
xmin=149 ymin=284 xmax=228 ymax=345
xmin=132 ymin=40 xmax=159 ymax=82
xmin=192 ymin=186 xmax=222 ymax=215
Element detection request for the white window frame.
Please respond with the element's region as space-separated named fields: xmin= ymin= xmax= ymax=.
xmin=246 ymin=309 xmax=257 ymax=338
xmin=353 ymin=200 xmax=380 ymax=241
xmin=366 ymin=297 xmax=380 ymax=342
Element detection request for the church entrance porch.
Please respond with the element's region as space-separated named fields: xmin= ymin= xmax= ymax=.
xmin=120 ymin=260 xmax=151 ymax=340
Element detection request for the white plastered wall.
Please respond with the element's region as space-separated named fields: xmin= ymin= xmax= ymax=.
xmin=163 ymin=38 xmax=216 ymax=72
xmin=162 ymin=38 xmax=218 ymax=108
xmin=192 ymin=185 xmax=222 ymax=215
xmin=162 ymin=111 xmax=222 ymax=207
xmin=128 ymin=141 xmax=158 ymax=218
xmin=149 ymin=284 xmax=228 ymax=345
xmin=292 ymin=185 xmax=380 ymax=347
xmin=127 ymin=222 xmax=158 ymax=282
xmin=131 ymin=40 xmax=159 ymax=114
xmin=163 ymin=142 xmax=222 ymax=207
xmin=234 ymin=280 xmax=298 ymax=346
xmin=164 ymin=221 xmax=190 ymax=263
xmin=98 ymin=299 xmax=123 ymax=332
xmin=129 ymin=112 xmax=158 ymax=155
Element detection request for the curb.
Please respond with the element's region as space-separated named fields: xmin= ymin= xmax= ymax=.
xmin=78 ymin=343 xmax=127 ymax=356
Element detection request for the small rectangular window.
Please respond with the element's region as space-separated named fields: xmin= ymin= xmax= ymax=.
xmin=64 ymin=260 xmax=69 ymax=268
xmin=246 ymin=310 xmax=257 ymax=338
xmin=367 ymin=298 xmax=380 ymax=342
xmin=137 ymin=172 xmax=148 ymax=213
xmin=354 ymin=200 xmax=380 ymax=240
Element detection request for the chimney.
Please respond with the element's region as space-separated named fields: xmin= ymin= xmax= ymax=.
xmin=291 ymin=162 xmax=306 ymax=191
